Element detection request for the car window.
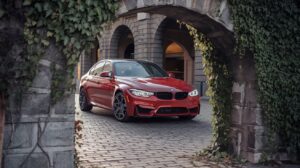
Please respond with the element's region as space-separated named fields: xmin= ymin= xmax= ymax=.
xmin=90 ymin=61 xmax=105 ymax=76
xmin=142 ymin=62 xmax=167 ymax=77
xmin=114 ymin=61 xmax=168 ymax=77
xmin=103 ymin=61 xmax=112 ymax=72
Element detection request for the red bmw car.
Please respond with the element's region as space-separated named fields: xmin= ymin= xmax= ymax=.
xmin=79 ymin=59 xmax=200 ymax=121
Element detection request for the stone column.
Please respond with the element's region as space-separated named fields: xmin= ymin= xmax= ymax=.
xmin=230 ymin=54 xmax=264 ymax=163
xmin=193 ymin=49 xmax=208 ymax=97
xmin=134 ymin=12 xmax=152 ymax=61
xmin=1 ymin=15 xmax=75 ymax=167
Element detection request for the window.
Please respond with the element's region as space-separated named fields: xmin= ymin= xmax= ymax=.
xmin=90 ymin=61 xmax=105 ymax=76
xmin=114 ymin=61 xmax=168 ymax=77
xmin=102 ymin=61 xmax=112 ymax=72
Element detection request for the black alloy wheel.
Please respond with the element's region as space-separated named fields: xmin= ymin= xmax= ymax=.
xmin=113 ymin=92 xmax=129 ymax=121
xmin=79 ymin=89 xmax=92 ymax=111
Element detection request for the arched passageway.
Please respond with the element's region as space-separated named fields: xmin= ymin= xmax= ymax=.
xmin=164 ymin=41 xmax=194 ymax=85
xmin=113 ymin=1 xmax=261 ymax=163
xmin=79 ymin=0 xmax=261 ymax=163
xmin=110 ymin=25 xmax=135 ymax=59
xmin=154 ymin=17 xmax=195 ymax=85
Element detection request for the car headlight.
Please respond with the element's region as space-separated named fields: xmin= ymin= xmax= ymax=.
xmin=188 ymin=89 xmax=199 ymax=97
xmin=129 ymin=89 xmax=154 ymax=97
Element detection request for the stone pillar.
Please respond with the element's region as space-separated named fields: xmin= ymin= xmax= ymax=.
xmin=150 ymin=14 xmax=165 ymax=67
xmin=98 ymin=29 xmax=111 ymax=60
xmin=1 ymin=15 xmax=75 ymax=167
xmin=194 ymin=49 xmax=208 ymax=97
xmin=3 ymin=41 xmax=75 ymax=168
xmin=134 ymin=12 xmax=152 ymax=61
xmin=80 ymin=50 xmax=93 ymax=75
xmin=230 ymin=54 xmax=264 ymax=163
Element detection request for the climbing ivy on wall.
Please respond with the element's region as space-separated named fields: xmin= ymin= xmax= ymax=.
xmin=23 ymin=0 xmax=118 ymax=102
xmin=181 ymin=22 xmax=233 ymax=155
xmin=229 ymin=0 xmax=300 ymax=158
xmin=0 ymin=0 xmax=118 ymax=101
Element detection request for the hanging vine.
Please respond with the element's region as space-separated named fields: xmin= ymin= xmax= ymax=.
xmin=179 ymin=22 xmax=233 ymax=156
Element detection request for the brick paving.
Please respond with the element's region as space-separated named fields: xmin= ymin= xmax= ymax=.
xmin=75 ymin=95 xmax=212 ymax=168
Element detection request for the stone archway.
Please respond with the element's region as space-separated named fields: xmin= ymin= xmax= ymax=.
xmin=120 ymin=0 xmax=261 ymax=162
xmin=153 ymin=17 xmax=196 ymax=85
xmin=110 ymin=25 xmax=135 ymax=59
xmin=164 ymin=41 xmax=194 ymax=85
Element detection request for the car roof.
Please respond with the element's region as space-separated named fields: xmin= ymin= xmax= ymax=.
xmin=102 ymin=59 xmax=154 ymax=64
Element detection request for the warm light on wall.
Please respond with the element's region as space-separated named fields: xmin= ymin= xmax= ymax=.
xmin=165 ymin=42 xmax=183 ymax=54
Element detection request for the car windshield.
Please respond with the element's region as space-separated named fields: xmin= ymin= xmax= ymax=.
xmin=114 ymin=61 xmax=168 ymax=77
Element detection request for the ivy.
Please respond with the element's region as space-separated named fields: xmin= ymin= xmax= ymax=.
xmin=181 ymin=22 xmax=233 ymax=154
xmin=229 ymin=0 xmax=300 ymax=159
xmin=22 ymin=0 xmax=118 ymax=102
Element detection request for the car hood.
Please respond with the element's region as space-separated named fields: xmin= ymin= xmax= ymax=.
xmin=116 ymin=77 xmax=193 ymax=92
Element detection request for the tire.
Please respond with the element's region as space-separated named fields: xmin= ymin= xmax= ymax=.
xmin=178 ymin=115 xmax=196 ymax=120
xmin=113 ymin=92 xmax=129 ymax=122
xmin=79 ymin=89 xmax=92 ymax=111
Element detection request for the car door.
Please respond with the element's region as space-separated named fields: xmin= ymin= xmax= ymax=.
xmin=86 ymin=61 xmax=105 ymax=105
xmin=98 ymin=61 xmax=115 ymax=109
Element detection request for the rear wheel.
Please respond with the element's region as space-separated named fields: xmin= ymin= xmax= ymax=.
xmin=113 ymin=92 xmax=129 ymax=122
xmin=79 ymin=89 xmax=92 ymax=111
xmin=178 ymin=115 xmax=196 ymax=120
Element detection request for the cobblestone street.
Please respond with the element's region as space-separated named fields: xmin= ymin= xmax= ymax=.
xmin=76 ymin=95 xmax=212 ymax=168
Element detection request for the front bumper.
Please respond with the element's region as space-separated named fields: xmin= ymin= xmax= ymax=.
xmin=124 ymin=91 xmax=200 ymax=117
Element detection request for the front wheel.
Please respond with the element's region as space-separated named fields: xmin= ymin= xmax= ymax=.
xmin=113 ymin=92 xmax=129 ymax=122
xmin=79 ymin=89 xmax=92 ymax=111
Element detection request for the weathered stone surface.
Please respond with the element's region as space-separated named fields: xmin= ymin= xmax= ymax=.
xmin=40 ymin=122 xmax=74 ymax=147
xmin=4 ymin=153 xmax=49 ymax=168
xmin=43 ymin=41 xmax=64 ymax=66
xmin=21 ymin=93 xmax=50 ymax=115
xmin=53 ymin=151 xmax=74 ymax=168
xmin=231 ymin=105 xmax=242 ymax=125
xmin=123 ymin=0 xmax=137 ymax=10
xmin=54 ymin=94 xmax=75 ymax=114
xmin=175 ymin=0 xmax=186 ymax=6
xmin=3 ymin=123 xmax=34 ymax=149
xmin=31 ymin=65 xmax=52 ymax=89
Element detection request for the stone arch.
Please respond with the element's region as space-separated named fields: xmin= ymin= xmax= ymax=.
xmin=120 ymin=0 xmax=261 ymax=162
xmin=152 ymin=17 xmax=196 ymax=85
xmin=163 ymin=40 xmax=194 ymax=85
xmin=109 ymin=25 xmax=135 ymax=59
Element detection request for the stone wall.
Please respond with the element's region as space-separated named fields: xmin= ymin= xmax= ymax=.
xmin=1 ymin=6 xmax=74 ymax=168
xmin=230 ymin=53 xmax=263 ymax=163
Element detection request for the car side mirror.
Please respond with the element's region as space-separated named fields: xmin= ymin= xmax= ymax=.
xmin=167 ymin=72 xmax=175 ymax=78
xmin=100 ymin=71 xmax=111 ymax=78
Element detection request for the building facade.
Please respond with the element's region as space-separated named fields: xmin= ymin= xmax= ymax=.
xmin=79 ymin=14 xmax=208 ymax=96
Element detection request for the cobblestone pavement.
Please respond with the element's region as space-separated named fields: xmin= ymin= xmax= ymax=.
xmin=76 ymin=95 xmax=212 ymax=168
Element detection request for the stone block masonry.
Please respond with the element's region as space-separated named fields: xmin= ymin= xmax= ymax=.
xmin=1 ymin=12 xmax=75 ymax=167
